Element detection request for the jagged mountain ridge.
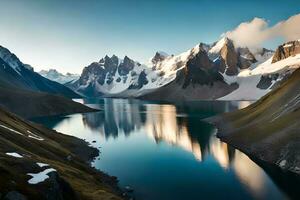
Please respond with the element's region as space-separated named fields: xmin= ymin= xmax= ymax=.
xmin=220 ymin=40 xmax=299 ymax=100
xmin=69 ymin=55 xmax=152 ymax=97
xmin=70 ymin=38 xmax=300 ymax=101
xmin=70 ymin=38 xmax=258 ymax=99
xmin=0 ymin=45 xmax=80 ymax=98
xmin=140 ymin=42 xmax=241 ymax=100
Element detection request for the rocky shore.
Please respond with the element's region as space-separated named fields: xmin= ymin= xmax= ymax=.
xmin=0 ymin=107 xmax=124 ymax=200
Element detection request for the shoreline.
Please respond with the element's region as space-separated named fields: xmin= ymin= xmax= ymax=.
xmin=0 ymin=107 xmax=125 ymax=200
xmin=204 ymin=116 xmax=300 ymax=199
xmin=205 ymin=115 xmax=300 ymax=176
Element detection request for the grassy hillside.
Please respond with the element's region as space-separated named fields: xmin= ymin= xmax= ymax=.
xmin=0 ymin=106 xmax=123 ymax=199
xmin=0 ymin=86 xmax=95 ymax=119
xmin=210 ymin=68 xmax=300 ymax=175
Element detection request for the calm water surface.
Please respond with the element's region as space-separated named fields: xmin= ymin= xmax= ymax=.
xmin=34 ymin=98 xmax=292 ymax=200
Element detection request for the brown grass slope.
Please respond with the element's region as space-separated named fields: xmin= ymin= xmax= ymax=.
xmin=0 ymin=86 xmax=95 ymax=119
xmin=0 ymin=107 xmax=123 ymax=200
xmin=210 ymin=68 xmax=300 ymax=175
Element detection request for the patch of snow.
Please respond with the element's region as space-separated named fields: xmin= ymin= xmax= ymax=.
xmin=220 ymin=53 xmax=300 ymax=100
xmin=221 ymin=72 xmax=238 ymax=85
xmin=117 ymin=57 xmax=123 ymax=66
xmin=251 ymin=54 xmax=300 ymax=75
xmin=279 ymin=160 xmax=287 ymax=168
xmin=0 ymin=124 xmax=24 ymax=136
xmin=209 ymin=37 xmax=226 ymax=55
xmin=6 ymin=152 xmax=23 ymax=158
xmin=27 ymin=168 xmax=56 ymax=184
xmin=27 ymin=130 xmax=44 ymax=141
xmin=219 ymin=72 xmax=268 ymax=101
xmin=36 ymin=162 xmax=50 ymax=167
xmin=283 ymin=44 xmax=293 ymax=48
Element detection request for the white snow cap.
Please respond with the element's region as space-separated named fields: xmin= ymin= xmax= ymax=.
xmin=209 ymin=37 xmax=228 ymax=54
xmin=36 ymin=162 xmax=50 ymax=167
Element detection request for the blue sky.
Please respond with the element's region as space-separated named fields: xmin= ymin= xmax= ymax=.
xmin=0 ymin=0 xmax=299 ymax=73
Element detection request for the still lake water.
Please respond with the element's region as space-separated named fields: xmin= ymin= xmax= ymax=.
xmin=34 ymin=98 xmax=293 ymax=200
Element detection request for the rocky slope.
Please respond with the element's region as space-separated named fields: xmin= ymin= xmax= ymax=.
xmin=272 ymin=40 xmax=300 ymax=63
xmin=209 ymin=67 xmax=300 ymax=175
xmin=39 ymin=69 xmax=79 ymax=84
xmin=220 ymin=40 xmax=299 ymax=100
xmin=0 ymin=45 xmax=80 ymax=98
xmin=0 ymin=106 xmax=123 ymax=199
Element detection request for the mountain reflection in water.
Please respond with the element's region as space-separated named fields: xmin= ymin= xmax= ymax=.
xmin=34 ymin=98 xmax=291 ymax=200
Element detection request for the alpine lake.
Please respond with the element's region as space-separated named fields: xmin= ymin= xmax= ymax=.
xmin=33 ymin=98 xmax=300 ymax=200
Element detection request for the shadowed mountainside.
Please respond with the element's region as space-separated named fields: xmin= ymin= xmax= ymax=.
xmin=0 ymin=45 xmax=80 ymax=99
xmin=209 ymin=68 xmax=300 ymax=175
xmin=0 ymin=86 xmax=95 ymax=119
xmin=0 ymin=45 xmax=97 ymax=119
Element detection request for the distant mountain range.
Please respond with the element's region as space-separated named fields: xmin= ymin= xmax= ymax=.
xmin=5 ymin=37 xmax=300 ymax=103
xmin=39 ymin=69 xmax=80 ymax=84
xmin=65 ymin=37 xmax=300 ymax=101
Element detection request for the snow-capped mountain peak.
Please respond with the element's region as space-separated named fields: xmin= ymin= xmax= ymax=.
xmin=151 ymin=51 xmax=169 ymax=66
xmin=69 ymin=38 xmax=300 ymax=102
xmin=220 ymin=40 xmax=300 ymax=101
xmin=0 ymin=45 xmax=80 ymax=98
xmin=153 ymin=43 xmax=204 ymax=74
xmin=0 ymin=45 xmax=33 ymax=75
xmin=208 ymin=37 xmax=229 ymax=55
xmin=70 ymin=54 xmax=153 ymax=96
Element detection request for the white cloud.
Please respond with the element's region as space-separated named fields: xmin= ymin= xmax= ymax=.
xmin=224 ymin=14 xmax=300 ymax=49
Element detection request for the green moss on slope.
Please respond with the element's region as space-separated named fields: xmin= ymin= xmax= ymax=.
xmin=0 ymin=107 xmax=123 ymax=199
xmin=212 ymin=68 xmax=300 ymax=175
